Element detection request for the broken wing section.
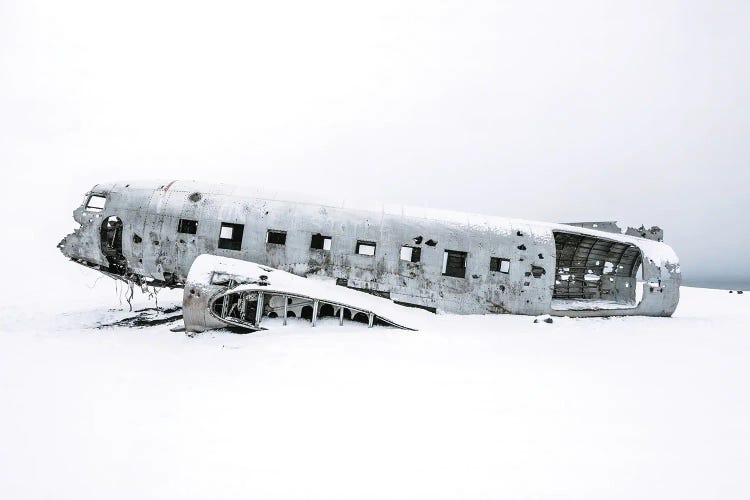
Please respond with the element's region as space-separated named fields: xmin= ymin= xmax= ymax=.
xmin=183 ymin=255 xmax=420 ymax=333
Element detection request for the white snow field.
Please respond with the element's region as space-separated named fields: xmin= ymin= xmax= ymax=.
xmin=0 ymin=268 xmax=748 ymax=499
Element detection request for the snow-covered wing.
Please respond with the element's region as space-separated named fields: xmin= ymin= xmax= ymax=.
xmin=183 ymin=255 xmax=428 ymax=333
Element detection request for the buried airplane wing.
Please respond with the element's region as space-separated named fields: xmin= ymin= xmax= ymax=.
xmin=183 ymin=255 xmax=425 ymax=333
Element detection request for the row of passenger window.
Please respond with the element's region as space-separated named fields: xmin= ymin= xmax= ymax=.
xmin=177 ymin=218 xmax=511 ymax=278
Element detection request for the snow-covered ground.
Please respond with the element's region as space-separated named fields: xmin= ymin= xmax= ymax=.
xmin=0 ymin=268 xmax=748 ymax=499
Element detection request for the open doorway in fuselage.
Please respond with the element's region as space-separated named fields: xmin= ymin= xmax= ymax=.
xmin=100 ymin=216 xmax=127 ymax=275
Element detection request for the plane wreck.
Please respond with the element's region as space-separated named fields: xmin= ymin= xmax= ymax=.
xmin=59 ymin=180 xmax=681 ymax=332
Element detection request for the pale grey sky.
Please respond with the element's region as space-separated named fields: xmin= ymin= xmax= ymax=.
xmin=1 ymin=0 xmax=748 ymax=286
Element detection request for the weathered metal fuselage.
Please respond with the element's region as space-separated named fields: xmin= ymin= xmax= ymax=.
xmin=59 ymin=180 xmax=681 ymax=317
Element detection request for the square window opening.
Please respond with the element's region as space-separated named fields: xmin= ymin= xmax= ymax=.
xmin=178 ymin=219 xmax=198 ymax=234
xmin=356 ymin=240 xmax=376 ymax=256
xmin=490 ymin=257 xmax=511 ymax=274
xmin=310 ymin=234 xmax=332 ymax=250
xmin=442 ymin=250 xmax=467 ymax=278
xmin=85 ymin=194 xmax=107 ymax=212
xmin=400 ymin=245 xmax=421 ymax=263
xmin=267 ymin=230 xmax=287 ymax=245
xmin=218 ymin=223 xmax=244 ymax=250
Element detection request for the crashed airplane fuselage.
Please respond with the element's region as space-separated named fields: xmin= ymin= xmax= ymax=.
xmin=59 ymin=180 xmax=681 ymax=331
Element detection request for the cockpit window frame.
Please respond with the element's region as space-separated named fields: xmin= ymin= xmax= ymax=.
xmin=85 ymin=194 xmax=108 ymax=212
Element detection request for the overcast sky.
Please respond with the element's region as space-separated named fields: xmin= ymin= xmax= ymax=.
xmin=1 ymin=0 xmax=748 ymax=286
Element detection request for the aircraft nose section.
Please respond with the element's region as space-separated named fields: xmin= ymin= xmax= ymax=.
xmin=58 ymin=228 xmax=82 ymax=260
xmin=58 ymin=215 xmax=102 ymax=267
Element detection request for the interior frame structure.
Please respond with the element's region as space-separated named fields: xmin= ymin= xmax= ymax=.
xmin=553 ymin=231 xmax=642 ymax=303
